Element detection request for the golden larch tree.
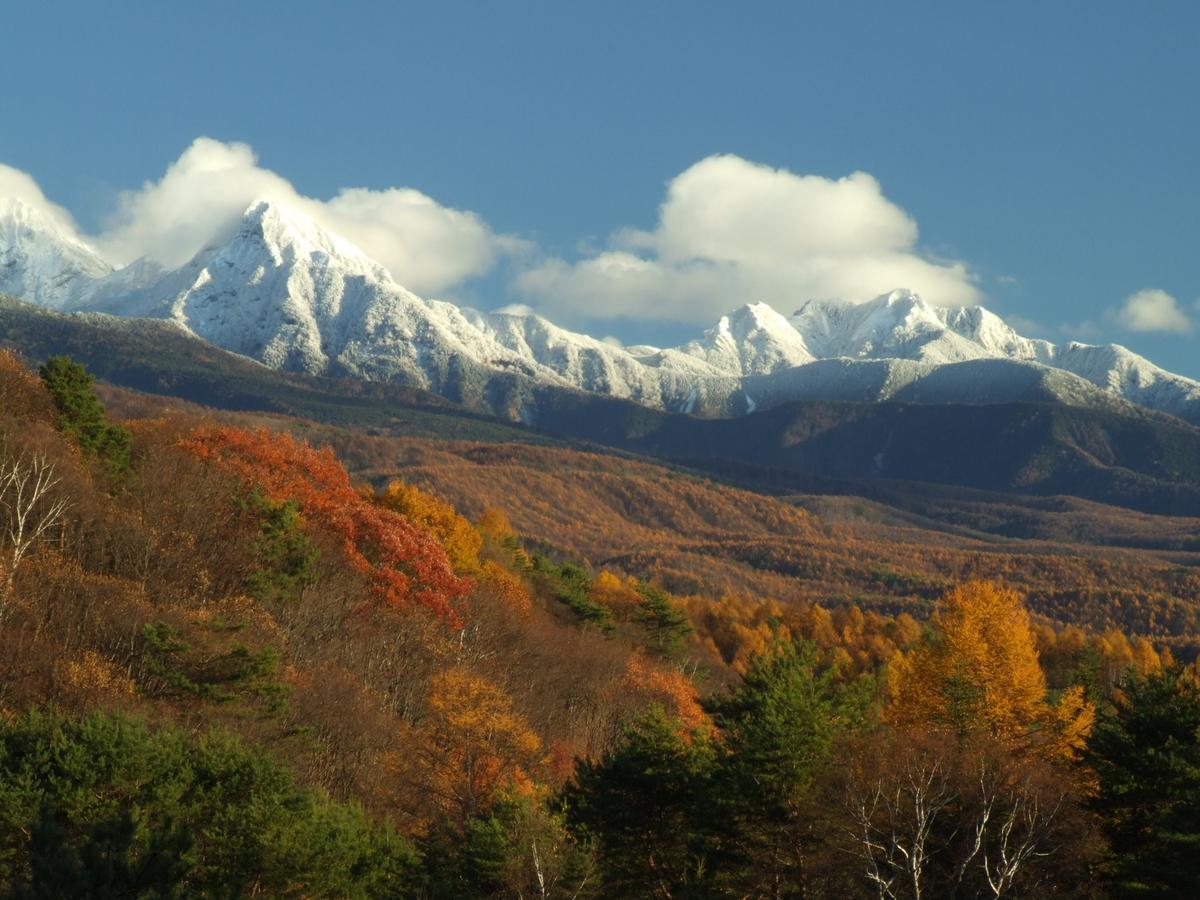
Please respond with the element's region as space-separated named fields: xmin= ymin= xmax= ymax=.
xmin=411 ymin=667 xmax=541 ymax=823
xmin=887 ymin=580 xmax=1092 ymax=756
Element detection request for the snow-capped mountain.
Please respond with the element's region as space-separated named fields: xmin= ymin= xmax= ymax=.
xmin=95 ymin=201 xmax=601 ymax=410
xmin=790 ymin=290 xmax=1048 ymax=364
xmin=678 ymin=303 xmax=815 ymax=375
xmin=0 ymin=199 xmax=113 ymax=309
xmin=786 ymin=290 xmax=1200 ymax=421
xmin=3 ymin=197 xmax=1199 ymax=425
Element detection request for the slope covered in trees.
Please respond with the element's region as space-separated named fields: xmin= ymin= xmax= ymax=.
xmin=0 ymin=350 xmax=711 ymax=890
xmin=1 ymin=350 xmax=1198 ymax=897
xmin=307 ymin=431 xmax=1200 ymax=656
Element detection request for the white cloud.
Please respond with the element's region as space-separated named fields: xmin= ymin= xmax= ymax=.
xmin=1111 ymin=288 xmax=1191 ymax=334
xmin=0 ymin=163 xmax=87 ymax=237
xmin=493 ymin=302 xmax=535 ymax=316
xmin=515 ymin=154 xmax=980 ymax=325
xmin=5 ymin=138 xmax=515 ymax=296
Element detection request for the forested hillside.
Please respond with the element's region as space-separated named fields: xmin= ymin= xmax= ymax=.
xmin=9 ymin=293 xmax=1200 ymax=519
xmin=308 ymin=431 xmax=1200 ymax=655
xmin=1 ymin=351 xmax=1198 ymax=897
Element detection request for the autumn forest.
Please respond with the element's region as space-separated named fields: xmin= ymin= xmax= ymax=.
xmin=0 ymin=350 xmax=1198 ymax=898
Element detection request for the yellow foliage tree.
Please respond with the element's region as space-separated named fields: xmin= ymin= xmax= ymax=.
xmin=477 ymin=506 xmax=532 ymax=569
xmin=588 ymin=570 xmax=642 ymax=622
xmin=415 ymin=667 xmax=542 ymax=823
xmin=378 ymin=480 xmax=482 ymax=573
xmin=887 ymin=580 xmax=1093 ymax=758
xmin=477 ymin=507 xmax=515 ymax=543
xmin=687 ymin=593 xmax=793 ymax=674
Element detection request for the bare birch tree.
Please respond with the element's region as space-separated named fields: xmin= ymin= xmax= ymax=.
xmin=844 ymin=747 xmax=956 ymax=900
xmin=960 ymin=756 xmax=1064 ymax=899
xmin=842 ymin=731 xmax=1071 ymax=899
xmin=0 ymin=450 xmax=69 ymax=605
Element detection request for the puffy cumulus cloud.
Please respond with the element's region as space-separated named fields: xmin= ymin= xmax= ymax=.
xmin=0 ymin=163 xmax=87 ymax=236
xmin=514 ymin=155 xmax=980 ymax=325
xmin=91 ymin=138 xmax=512 ymax=295
xmin=1111 ymin=288 xmax=1191 ymax=333
xmin=320 ymin=187 xmax=524 ymax=298
xmin=653 ymin=158 xmax=916 ymax=263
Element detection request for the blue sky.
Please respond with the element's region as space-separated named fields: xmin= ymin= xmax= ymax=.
xmin=2 ymin=1 xmax=1197 ymax=374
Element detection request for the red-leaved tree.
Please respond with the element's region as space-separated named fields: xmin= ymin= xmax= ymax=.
xmin=181 ymin=427 xmax=471 ymax=621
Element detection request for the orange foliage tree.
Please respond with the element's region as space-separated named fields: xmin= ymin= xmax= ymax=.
xmin=180 ymin=427 xmax=471 ymax=621
xmin=475 ymin=560 xmax=532 ymax=617
xmin=622 ymin=652 xmax=711 ymax=735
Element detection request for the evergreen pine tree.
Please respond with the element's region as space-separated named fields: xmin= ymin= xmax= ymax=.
xmin=37 ymin=356 xmax=130 ymax=475
xmin=1087 ymin=667 xmax=1200 ymax=897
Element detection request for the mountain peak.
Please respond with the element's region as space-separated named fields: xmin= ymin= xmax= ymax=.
xmin=686 ymin=301 xmax=813 ymax=375
xmin=234 ymin=199 xmax=373 ymax=268
xmin=791 ymin=291 xmax=986 ymax=362
xmin=0 ymin=197 xmax=112 ymax=309
xmin=725 ymin=300 xmax=790 ymax=328
xmin=879 ymin=287 xmax=924 ymax=307
xmin=0 ymin=197 xmax=106 ymax=256
xmin=719 ymin=301 xmax=785 ymax=331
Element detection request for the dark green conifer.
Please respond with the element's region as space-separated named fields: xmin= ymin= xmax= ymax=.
xmin=37 ymin=356 xmax=130 ymax=475
xmin=1087 ymin=667 xmax=1200 ymax=898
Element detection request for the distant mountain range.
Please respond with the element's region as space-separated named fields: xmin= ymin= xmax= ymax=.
xmin=6 ymin=288 xmax=1200 ymax=521
xmin=3 ymin=196 xmax=1199 ymax=426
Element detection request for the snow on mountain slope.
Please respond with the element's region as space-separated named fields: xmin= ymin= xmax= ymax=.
xmin=461 ymin=307 xmax=734 ymax=411
xmin=125 ymin=201 xmax=580 ymax=403
xmin=79 ymin=201 xmax=736 ymax=413
xmin=739 ymin=355 xmax=1128 ymax=417
xmin=0 ymin=200 xmax=112 ymax=309
xmin=2 ymin=194 xmax=1198 ymax=425
xmin=158 ymin=199 xmax=399 ymax=373
xmin=1048 ymin=342 xmax=1200 ymax=422
xmin=790 ymin=289 xmax=1048 ymax=364
xmin=678 ymin=302 xmax=815 ymax=375
xmin=936 ymin=303 xmax=1055 ymax=361
xmin=787 ymin=290 xmax=1200 ymax=421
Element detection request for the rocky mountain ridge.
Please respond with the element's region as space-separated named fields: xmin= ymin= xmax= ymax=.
xmin=3 ymin=196 xmax=1198 ymax=424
